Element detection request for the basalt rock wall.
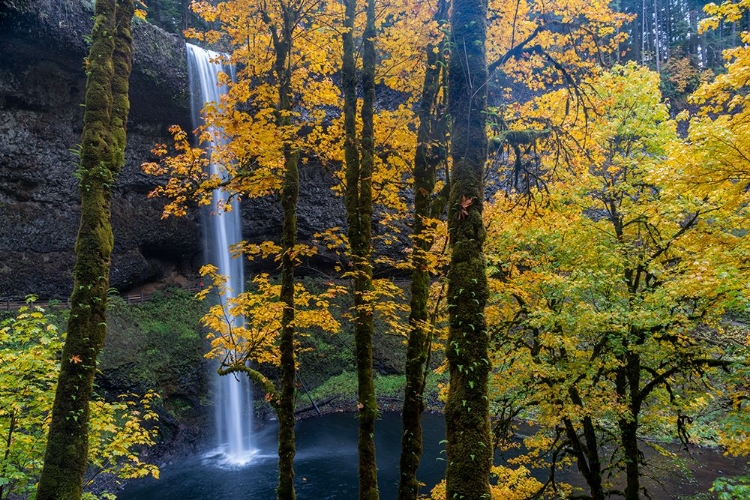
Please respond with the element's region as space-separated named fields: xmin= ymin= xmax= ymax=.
xmin=0 ymin=0 xmax=354 ymax=300
xmin=0 ymin=0 xmax=197 ymax=299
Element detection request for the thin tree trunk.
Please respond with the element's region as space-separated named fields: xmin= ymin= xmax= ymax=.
xmin=642 ymin=0 xmax=648 ymax=65
xmin=37 ymin=1 xmax=134 ymax=498
xmin=357 ymin=0 xmax=378 ymax=497
xmin=632 ymin=0 xmax=642 ymax=63
xmin=664 ymin=0 xmax=670 ymax=63
xmin=398 ymin=3 xmax=449 ymax=499
xmin=277 ymin=143 xmax=298 ymax=500
xmin=445 ymin=0 xmax=492 ymax=497
xmin=272 ymin=9 xmax=298 ymax=499
xmin=341 ymin=0 xmax=379 ymax=497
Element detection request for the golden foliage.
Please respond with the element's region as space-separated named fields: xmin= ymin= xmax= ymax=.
xmin=485 ymin=63 xmax=750 ymax=493
xmin=200 ymin=266 xmax=344 ymax=369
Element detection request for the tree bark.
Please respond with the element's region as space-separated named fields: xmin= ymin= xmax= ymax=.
xmin=445 ymin=0 xmax=493 ymax=497
xmin=270 ymin=8 xmax=298 ymax=499
xmin=357 ymin=0 xmax=378 ymax=497
xmin=398 ymin=1 xmax=448 ymax=498
xmin=36 ymin=0 xmax=134 ymax=498
xmin=342 ymin=0 xmax=379 ymax=497
xmin=617 ymin=349 xmax=642 ymax=500
xmin=654 ymin=0 xmax=661 ymax=72
xmin=564 ymin=387 xmax=606 ymax=500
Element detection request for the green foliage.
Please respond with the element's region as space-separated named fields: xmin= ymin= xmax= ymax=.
xmin=303 ymin=370 xmax=446 ymax=408
xmin=305 ymin=371 xmax=359 ymax=402
xmin=485 ymin=63 xmax=750 ymax=498
xmin=100 ymin=288 xmax=205 ymax=402
xmin=712 ymin=474 xmax=750 ymax=500
xmin=297 ymin=323 xmax=355 ymax=387
xmin=0 ymin=302 xmax=158 ymax=500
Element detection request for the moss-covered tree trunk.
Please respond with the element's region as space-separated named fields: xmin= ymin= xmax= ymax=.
xmin=277 ymin=128 xmax=299 ymax=500
xmin=444 ymin=0 xmax=492 ymax=497
xmin=36 ymin=1 xmax=134 ymax=498
xmin=269 ymin=8 xmax=298 ymax=499
xmin=397 ymin=1 xmax=448 ymax=498
xmin=342 ymin=0 xmax=379 ymax=497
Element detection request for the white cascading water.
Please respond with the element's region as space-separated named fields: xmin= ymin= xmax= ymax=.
xmin=186 ymin=43 xmax=255 ymax=465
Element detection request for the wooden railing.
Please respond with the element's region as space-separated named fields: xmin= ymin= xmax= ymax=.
xmin=1 ymin=288 xmax=200 ymax=313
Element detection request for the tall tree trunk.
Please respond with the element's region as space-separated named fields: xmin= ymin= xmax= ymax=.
xmin=398 ymin=2 xmax=448 ymax=498
xmin=688 ymin=8 xmax=699 ymax=61
xmin=357 ymin=0 xmax=378 ymax=496
xmin=664 ymin=0 xmax=670 ymax=63
xmin=631 ymin=0 xmax=642 ymax=63
xmin=640 ymin=0 xmax=650 ymax=65
xmin=445 ymin=0 xmax=492 ymax=497
xmin=277 ymin=143 xmax=298 ymax=500
xmin=271 ymin=9 xmax=298 ymax=499
xmin=342 ymin=0 xmax=379 ymax=497
xmin=36 ymin=0 xmax=134 ymax=498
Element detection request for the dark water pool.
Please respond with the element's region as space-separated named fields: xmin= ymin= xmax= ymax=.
xmin=120 ymin=412 xmax=447 ymax=499
xmin=120 ymin=411 xmax=747 ymax=499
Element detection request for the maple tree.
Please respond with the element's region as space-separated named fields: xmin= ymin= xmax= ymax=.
xmin=689 ymin=2 xmax=750 ymax=495
xmin=198 ymin=268 xmax=342 ymax=404
xmin=441 ymin=0 xmax=493 ymax=497
xmin=342 ymin=0 xmax=378 ymax=493
xmin=435 ymin=0 xmax=632 ymax=497
xmin=687 ymin=0 xmax=750 ymax=215
xmin=37 ymin=0 xmax=136 ymax=498
xmin=0 ymin=303 xmax=158 ymax=500
xmin=485 ymin=63 xmax=749 ymax=499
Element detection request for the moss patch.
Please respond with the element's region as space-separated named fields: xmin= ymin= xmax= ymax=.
xmin=98 ymin=288 xmax=207 ymax=420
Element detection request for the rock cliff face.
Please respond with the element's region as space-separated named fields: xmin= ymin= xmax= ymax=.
xmin=0 ymin=0 xmax=351 ymax=300
xmin=0 ymin=0 xmax=197 ymax=299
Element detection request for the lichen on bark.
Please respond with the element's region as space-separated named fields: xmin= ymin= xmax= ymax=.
xmin=274 ymin=9 xmax=300 ymax=497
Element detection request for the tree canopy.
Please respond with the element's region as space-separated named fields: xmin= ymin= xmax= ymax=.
xmin=139 ymin=0 xmax=750 ymax=498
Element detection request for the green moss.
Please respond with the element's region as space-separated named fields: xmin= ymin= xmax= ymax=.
xmin=99 ymin=288 xmax=205 ymax=392
xmin=301 ymin=371 xmax=446 ymax=407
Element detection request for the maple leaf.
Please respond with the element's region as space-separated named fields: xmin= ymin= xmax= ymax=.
xmin=70 ymin=355 xmax=82 ymax=364
xmin=459 ymin=195 xmax=473 ymax=219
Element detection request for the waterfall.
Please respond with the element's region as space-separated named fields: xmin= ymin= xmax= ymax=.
xmin=186 ymin=43 xmax=255 ymax=465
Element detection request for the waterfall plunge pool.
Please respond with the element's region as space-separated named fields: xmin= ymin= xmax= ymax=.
xmin=119 ymin=410 xmax=747 ymax=499
xmin=119 ymin=412 xmax=447 ymax=499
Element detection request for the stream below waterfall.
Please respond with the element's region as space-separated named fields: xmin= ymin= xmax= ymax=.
xmin=119 ymin=412 xmax=746 ymax=499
